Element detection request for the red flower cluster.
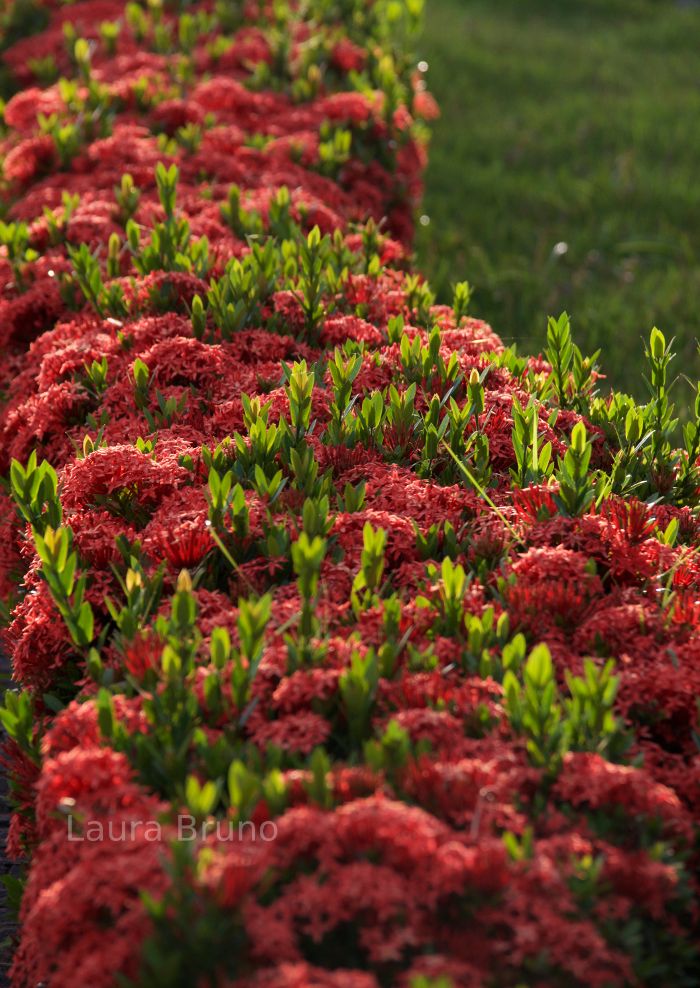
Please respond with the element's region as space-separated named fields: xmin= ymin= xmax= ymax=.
xmin=1 ymin=1 xmax=699 ymax=986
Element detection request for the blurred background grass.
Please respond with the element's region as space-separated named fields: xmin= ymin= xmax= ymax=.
xmin=415 ymin=0 xmax=700 ymax=400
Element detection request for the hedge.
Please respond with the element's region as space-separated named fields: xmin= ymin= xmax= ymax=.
xmin=0 ymin=2 xmax=699 ymax=986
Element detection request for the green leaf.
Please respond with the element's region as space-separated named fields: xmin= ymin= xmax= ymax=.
xmin=525 ymin=644 xmax=553 ymax=689
xmin=96 ymin=688 xmax=114 ymax=738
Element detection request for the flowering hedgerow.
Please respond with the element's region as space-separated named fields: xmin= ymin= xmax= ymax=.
xmin=1 ymin=1 xmax=700 ymax=986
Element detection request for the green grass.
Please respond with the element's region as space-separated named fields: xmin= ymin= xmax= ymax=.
xmin=415 ymin=0 xmax=700 ymax=400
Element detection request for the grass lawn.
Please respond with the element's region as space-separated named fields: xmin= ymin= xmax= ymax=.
xmin=415 ymin=0 xmax=700 ymax=401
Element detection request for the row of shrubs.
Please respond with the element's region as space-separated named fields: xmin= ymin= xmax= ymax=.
xmin=1 ymin=1 xmax=699 ymax=986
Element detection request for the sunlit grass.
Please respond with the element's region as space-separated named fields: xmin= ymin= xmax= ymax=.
xmin=416 ymin=0 xmax=700 ymax=400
